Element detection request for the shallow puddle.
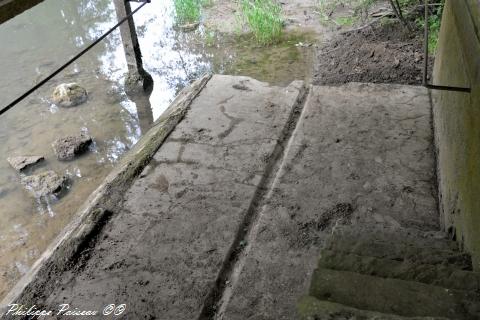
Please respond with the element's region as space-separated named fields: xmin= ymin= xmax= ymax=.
xmin=0 ymin=0 xmax=314 ymax=298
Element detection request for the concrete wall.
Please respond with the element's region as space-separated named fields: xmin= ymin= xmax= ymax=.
xmin=432 ymin=0 xmax=480 ymax=270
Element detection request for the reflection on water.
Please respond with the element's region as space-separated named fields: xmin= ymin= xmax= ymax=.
xmin=0 ymin=0 xmax=312 ymax=298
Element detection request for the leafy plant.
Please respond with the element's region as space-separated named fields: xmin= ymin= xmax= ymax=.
xmin=240 ymin=0 xmax=283 ymax=45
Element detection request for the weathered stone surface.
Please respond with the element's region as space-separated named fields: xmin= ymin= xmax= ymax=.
xmin=21 ymin=170 xmax=66 ymax=198
xmin=318 ymin=249 xmax=480 ymax=292
xmin=325 ymin=226 xmax=472 ymax=270
xmin=222 ymin=83 xmax=439 ymax=320
xmin=298 ymin=296 xmax=450 ymax=320
xmin=309 ymin=268 xmax=480 ymax=319
xmin=4 ymin=78 xmax=473 ymax=319
xmin=52 ymin=134 xmax=92 ymax=161
xmin=323 ymin=224 xmax=471 ymax=270
xmin=328 ymin=224 xmax=458 ymax=252
xmin=51 ymin=83 xmax=87 ymax=107
xmin=6 ymin=156 xmax=44 ymax=171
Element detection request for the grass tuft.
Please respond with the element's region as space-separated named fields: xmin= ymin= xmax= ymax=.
xmin=240 ymin=0 xmax=284 ymax=45
xmin=173 ymin=0 xmax=213 ymax=24
xmin=173 ymin=0 xmax=201 ymax=24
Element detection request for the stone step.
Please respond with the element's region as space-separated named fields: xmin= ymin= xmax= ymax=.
xmin=329 ymin=224 xmax=459 ymax=251
xmin=325 ymin=225 xmax=472 ymax=270
xmin=318 ymin=249 xmax=480 ymax=292
xmin=309 ymin=268 xmax=480 ymax=319
xmin=298 ymin=296 xmax=450 ymax=320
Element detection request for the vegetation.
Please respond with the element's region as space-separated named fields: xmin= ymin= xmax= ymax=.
xmin=415 ymin=2 xmax=443 ymax=53
xmin=173 ymin=0 xmax=213 ymax=24
xmin=388 ymin=0 xmax=444 ymax=53
xmin=173 ymin=0 xmax=201 ymax=24
xmin=240 ymin=0 xmax=284 ymax=45
xmin=317 ymin=0 xmax=444 ymax=54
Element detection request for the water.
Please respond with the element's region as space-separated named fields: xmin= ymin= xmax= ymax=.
xmin=0 ymin=0 xmax=312 ymax=298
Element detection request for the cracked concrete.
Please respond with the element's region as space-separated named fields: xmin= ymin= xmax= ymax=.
xmin=0 ymin=77 xmax=441 ymax=319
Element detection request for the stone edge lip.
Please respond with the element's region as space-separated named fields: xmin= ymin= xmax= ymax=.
xmin=0 ymin=74 xmax=212 ymax=314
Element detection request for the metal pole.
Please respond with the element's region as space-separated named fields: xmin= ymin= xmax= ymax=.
xmin=423 ymin=0 xmax=429 ymax=86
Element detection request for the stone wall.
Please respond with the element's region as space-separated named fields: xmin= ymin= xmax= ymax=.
xmin=432 ymin=0 xmax=480 ymax=270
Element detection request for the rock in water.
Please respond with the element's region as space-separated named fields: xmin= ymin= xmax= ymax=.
xmin=51 ymin=83 xmax=87 ymax=107
xmin=7 ymin=155 xmax=44 ymax=171
xmin=176 ymin=22 xmax=200 ymax=32
xmin=52 ymin=134 xmax=93 ymax=161
xmin=21 ymin=171 xmax=66 ymax=198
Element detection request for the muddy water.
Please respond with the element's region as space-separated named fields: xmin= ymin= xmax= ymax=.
xmin=0 ymin=0 xmax=313 ymax=298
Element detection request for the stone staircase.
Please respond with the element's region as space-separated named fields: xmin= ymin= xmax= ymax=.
xmin=299 ymin=224 xmax=480 ymax=319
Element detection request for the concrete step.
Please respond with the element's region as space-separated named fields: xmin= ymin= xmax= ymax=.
xmin=325 ymin=225 xmax=472 ymax=270
xmin=309 ymin=268 xmax=480 ymax=319
xmin=298 ymin=296 xmax=450 ymax=320
xmin=318 ymin=249 xmax=480 ymax=292
xmin=329 ymin=224 xmax=459 ymax=251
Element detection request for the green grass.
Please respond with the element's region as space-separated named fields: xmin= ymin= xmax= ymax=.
xmin=173 ymin=0 xmax=201 ymax=24
xmin=173 ymin=0 xmax=213 ymax=24
xmin=240 ymin=0 xmax=283 ymax=45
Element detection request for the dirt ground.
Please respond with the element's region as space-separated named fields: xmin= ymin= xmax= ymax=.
xmin=313 ymin=19 xmax=434 ymax=86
